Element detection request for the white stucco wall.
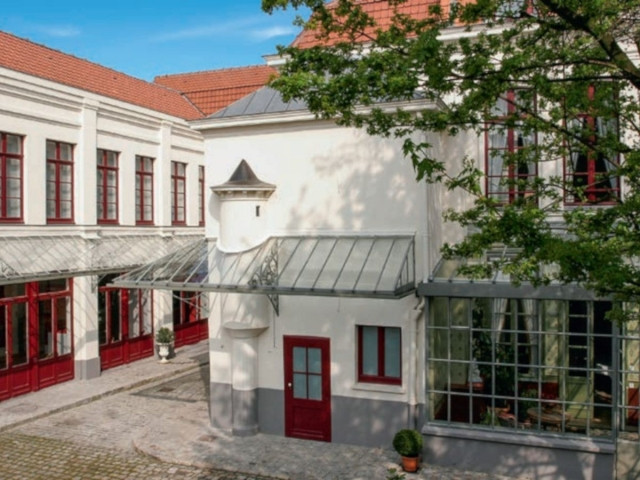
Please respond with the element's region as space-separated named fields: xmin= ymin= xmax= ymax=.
xmin=199 ymin=117 xmax=433 ymax=408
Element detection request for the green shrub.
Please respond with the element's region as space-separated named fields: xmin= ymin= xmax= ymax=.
xmin=155 ymin=327 xmax=175 ymax=344
xmin=392 ymin=429 xmax=423 ymax=457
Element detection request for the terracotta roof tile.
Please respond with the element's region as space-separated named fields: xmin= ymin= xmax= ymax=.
xmin=154 ymin=66 xmax=277 ymax=116
xmin=0 ymin=31 xmax=203 ymax=120
xmin=292 ymin=0 xmax=460 ymax=49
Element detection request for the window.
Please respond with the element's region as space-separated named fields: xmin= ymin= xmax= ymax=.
xmin=357 ymin=325 xmax=401 ymax=385
xmin=135 ymin=156 xmax=154 ymax=225
xmin=172 ymin=291 xmax=207 ymax=326
xmin=427 ymin=297 xmax=617 ymax=438
xmin=198 ymin=165 xmax=205 ymax=226
xmin=171 ymin=161 xmax=186 ymax=225
xmin=486 ymin=90 xmax=536 ymax=204
xmin=46 ymin=140 xmax=74 ymax=223
xmin=564 ymin=85 xmax=620 ymax=204
xmin=0 ymin=132 xmax=23 ymax=221
xmin=97 ymin=149 xmax=118 ymax=223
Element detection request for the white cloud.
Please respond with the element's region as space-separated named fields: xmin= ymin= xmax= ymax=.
xmin=152 ymin=16 xmax=298 ymax=43
xmin=33 ymin=25 xmax=81 ymax=38
xmin=249 ymin=25 xmax=298 ymax=41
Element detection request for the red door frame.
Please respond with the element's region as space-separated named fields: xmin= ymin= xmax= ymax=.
xmin=0 ymin=280 xmax=74 ymax=402
xmin=99 ymin=284 xmax=153 ymax=371
xmin=283 ymin=335 xmax=331 ymax=442
xmin=173 ymin=291 xmax=207 ymax=348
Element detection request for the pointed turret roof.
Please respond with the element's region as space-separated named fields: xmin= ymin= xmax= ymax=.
xmin=211 ymin=159 xmax=276 ymax=193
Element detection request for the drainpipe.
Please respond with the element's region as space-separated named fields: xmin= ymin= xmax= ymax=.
xmin=409 ymin=296 xmax=426 ymax=428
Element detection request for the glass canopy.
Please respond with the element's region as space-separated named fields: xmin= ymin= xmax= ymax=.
xmin=112 ymin=235 xmax=416 ymax=299
xmin=0 ymin=234 xmax=200 ymax=285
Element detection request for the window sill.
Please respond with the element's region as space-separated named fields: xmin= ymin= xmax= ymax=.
xmin=352 ymin=382 xmax=405 ymax=395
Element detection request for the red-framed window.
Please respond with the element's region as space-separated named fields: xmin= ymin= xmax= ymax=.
xmin=0 ymin=132 xmax=23 ymax=222
xmin=172 ymin=291 xmax=207 ymax=326
xmin=98 ymin=274 xmax=153 ymax=346
xmin=357 ymin=325 xmax=401 ymax=385
xmin=485 ymin=90 xmax=537 ymax=204
xmin=564 ymin=85 xmax=620 ymax=205
xmin=171 ymin=161 xmax=186 ymax=225
xmin=97 ymin=149 xmax=119 ymax=224
xmin=36 ymin=279 xmax=73 ymax=360
xmin=46 ymin=140 xmax=74 ymax=223
xmin=135 ymin=155 xmax=154 ymax=225
xmin=198 ymin=165 xmax=205 ymax=226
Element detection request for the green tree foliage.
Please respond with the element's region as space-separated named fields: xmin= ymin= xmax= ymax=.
xmin=262 ymin=0 xmax=640 ymax=319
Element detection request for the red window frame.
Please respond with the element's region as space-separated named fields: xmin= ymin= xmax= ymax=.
xmin=564 ymin=85 xmax=620 ymax=205
xmin=198 ymin=165 xmax=205 ymax=226
xmin=172 ymin=291 xmax=204 ymax=326
xmin=171 ymin=161 xmax=186 ymax=225
xmin=485 ymin=90 xmax=537 ymax=204
xmin=135 ymin=155 xmax=154 ymax=225
xmin=357 ymin=325 xmax=401 ymax=385
xmin=0 ymin=132 xmax=23 ymax=222
xmin=97 ymin=149 xmax=119 ymax=224
xmin=46 ymin=140 xmax=74 ymax=224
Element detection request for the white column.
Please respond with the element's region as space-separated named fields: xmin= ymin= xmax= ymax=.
xmin=76 ymin=100 xmax=98 ymax=225
xmin=156 ymin=121 xmax=172 ymax=227
xmin=224 ymin=322 xmax=267 ymax=436
xmin=73 ymin=275 xmax=100 ymax=379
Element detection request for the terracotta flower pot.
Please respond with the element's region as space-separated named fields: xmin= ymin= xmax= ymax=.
xmin=401 ymin=455 xmax=420 ymax=473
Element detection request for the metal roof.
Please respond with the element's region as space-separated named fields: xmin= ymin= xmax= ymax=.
xmin=208 ymin=86 xmax=307 ymax=119
xmin=112 ymin=235 xmax=416 ymax=303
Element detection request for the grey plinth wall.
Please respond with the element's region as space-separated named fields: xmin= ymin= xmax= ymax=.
xmin=422 ymin=426 xmax=614 ymax=480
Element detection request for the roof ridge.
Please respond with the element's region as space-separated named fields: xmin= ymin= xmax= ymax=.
xmin=154 ymin=64 xmax=273 ymax=81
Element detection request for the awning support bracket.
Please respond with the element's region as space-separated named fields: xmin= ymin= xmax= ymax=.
xmin=249 ymin=242 xmax=280 ymax=316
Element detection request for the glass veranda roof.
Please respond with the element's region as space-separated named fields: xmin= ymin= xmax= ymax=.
xmin=0 ymin=234 xmax=200 ymax=285
xmin=112 ymin=235 xmax=416 ymax=299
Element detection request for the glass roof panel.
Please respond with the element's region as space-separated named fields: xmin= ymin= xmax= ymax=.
xmin=113 ymin=235 xmax=416 ymax=299
xmin=0 ymin=234 xmax=200 ymax=285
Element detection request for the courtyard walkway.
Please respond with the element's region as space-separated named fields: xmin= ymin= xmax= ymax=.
xmin=0 ymin=341 xmax=520 ymax=480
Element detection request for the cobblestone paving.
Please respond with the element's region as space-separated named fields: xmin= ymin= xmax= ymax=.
xmin=0 ymin=432 xmax=275 ymax=480
xmin=3 ymin=365 xmax=520 ymax=480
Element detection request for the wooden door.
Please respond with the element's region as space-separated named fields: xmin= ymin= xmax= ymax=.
xmin=284 ymin=336 xmax=331 ymax=442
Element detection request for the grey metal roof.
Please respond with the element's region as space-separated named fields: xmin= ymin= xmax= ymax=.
xmin=112 ymin=235 xmax=416 ymax=300
xmin=209 ymin=86 xmax=308 ymax=119
xmin=419 ymin=249 xmax=605 ymax=300
xmin=0 ymin=234 xmax=201 ymax=285
xmin=211 ymin=159 xmax=276 ymax=191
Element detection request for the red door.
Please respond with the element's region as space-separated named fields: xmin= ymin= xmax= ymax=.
xmin=173 ymin=291 xmax=208 ymax=348
xmin=98 ymin=276 xmax=153 ymax=371
xmin=284 ymin=336 xmax=331 ymax=442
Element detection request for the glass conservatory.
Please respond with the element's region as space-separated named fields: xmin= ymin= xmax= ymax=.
xmin=420 ymin=256 xmax=640 ymax=442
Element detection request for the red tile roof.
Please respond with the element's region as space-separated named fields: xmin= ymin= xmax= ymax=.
xmin=0 ymin=31 xmax=204 ymax=120
xmin=292 ymin=0 xmax=459 ymax=49
xmin=154 ymin=66 xmax=277 ymax=116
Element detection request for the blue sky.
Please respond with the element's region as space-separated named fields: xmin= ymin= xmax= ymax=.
xmin=1 ymin=1 xmax=307 ymax=81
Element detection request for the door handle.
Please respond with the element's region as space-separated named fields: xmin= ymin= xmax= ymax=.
xmin=287 ymin=382 xmax=292 ymax=388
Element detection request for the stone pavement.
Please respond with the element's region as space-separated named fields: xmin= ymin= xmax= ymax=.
xmin=0 ymin=341 xmax=520 ymax=480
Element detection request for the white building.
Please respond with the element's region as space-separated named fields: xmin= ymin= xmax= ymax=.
xmin=0 ymin=30 xmax=210 ymax=396
xmin=1 ymin=1 xmax=640 ymax=478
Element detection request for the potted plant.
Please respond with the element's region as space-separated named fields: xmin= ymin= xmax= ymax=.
xmin=155 ymin=327 xmax=175 ymax=363
xmin=392 ymin=429 xmax=423 ymax=473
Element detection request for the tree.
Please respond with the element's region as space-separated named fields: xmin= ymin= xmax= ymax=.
xmin=261 ymin=0 xmax=640 ymax=320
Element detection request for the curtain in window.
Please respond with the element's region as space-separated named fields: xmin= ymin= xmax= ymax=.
xmin=489 ymin=130 xmax=508 ymax=202
xmin=596 ymin=116 xmax=618 ymax=191
xmin=491 ymin=298 xmax=508 ymax=343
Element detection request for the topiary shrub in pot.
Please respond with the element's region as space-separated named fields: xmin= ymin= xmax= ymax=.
xmin=155 ymin=327 xmax=175 ymax=363
xmin=392 ymin=429 xmax=423 ymax=473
